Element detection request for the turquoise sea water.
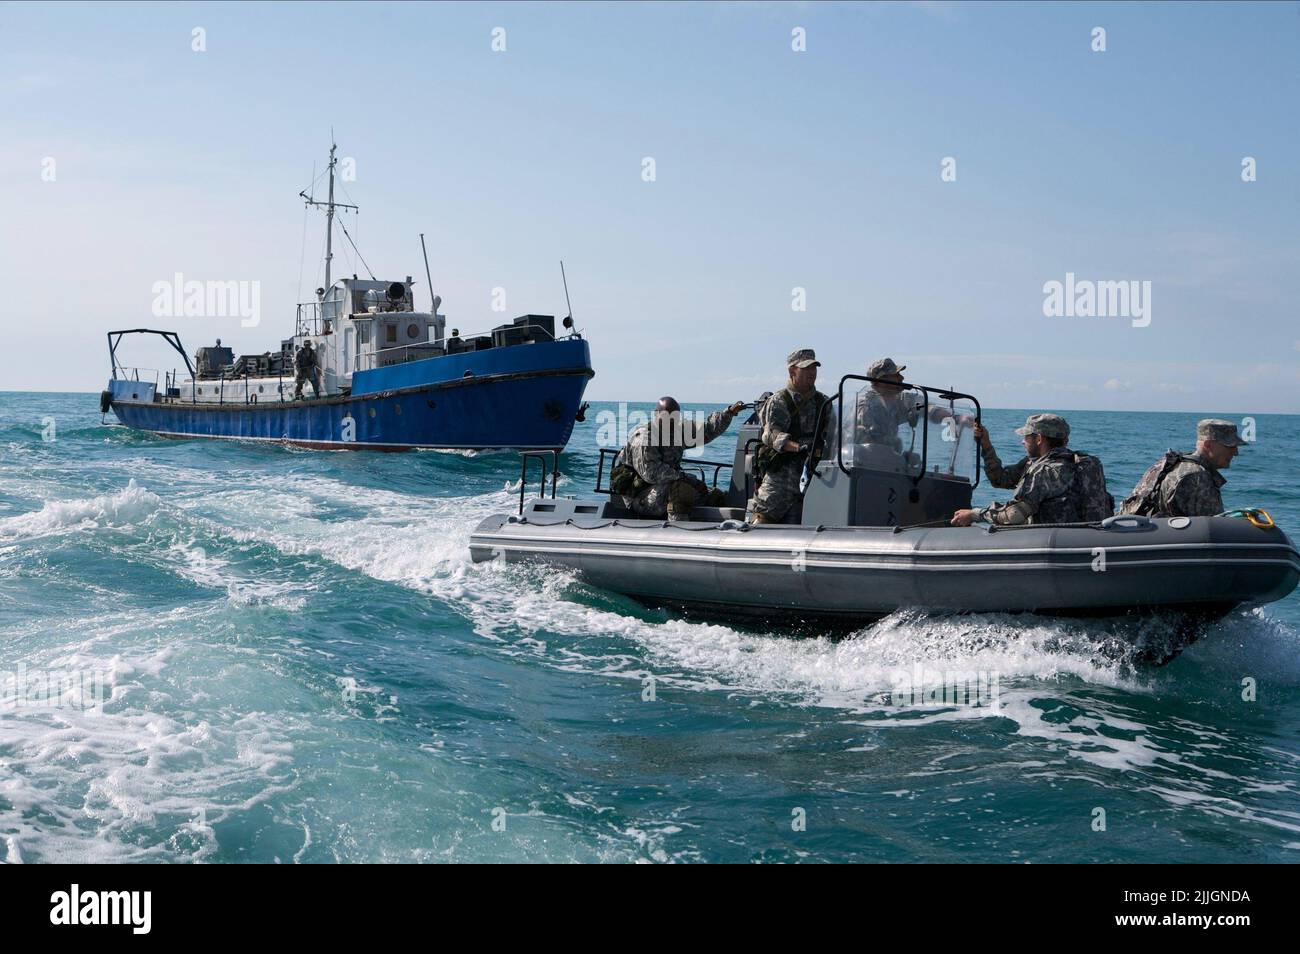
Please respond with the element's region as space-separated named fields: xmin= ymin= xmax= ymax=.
xmin=1 ymin=392 xmax=1297 ymax=863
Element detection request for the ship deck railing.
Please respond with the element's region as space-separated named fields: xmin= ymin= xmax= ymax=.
xmin=158 ymin=365 xmax=297 ymax=406
xmin=113 ymin=367 xmax=161 ymax=385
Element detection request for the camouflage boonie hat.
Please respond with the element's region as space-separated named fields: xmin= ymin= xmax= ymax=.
xmin=1015 ymin=413 xmax=1070 ymax=440
xmin=1197 ymin=419 xmax=1244 ymax=447
xmin=786 ymin=348 xmax=820 ymax=368
xmin=866 ymin=357 xmax=906 ymax=378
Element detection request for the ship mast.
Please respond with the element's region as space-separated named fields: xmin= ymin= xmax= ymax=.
xmin=299 ymin=142 xmax=358 ymax=298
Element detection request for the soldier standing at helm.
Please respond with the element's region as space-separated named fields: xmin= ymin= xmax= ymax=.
xmin=951 ymin=413 xmax=1113 ymax=526
xmin=612 ymin=396 xmax=745 ymax=521
xmin=750 ymin=349 xmax=833 ymax=525
xmin=854 ymin=357 xmax=965 ymax=451
xmin=1119 ymin=419 xmax=1243 ymax=517
xmin=294 ymin=339 xmax=322 ymax=399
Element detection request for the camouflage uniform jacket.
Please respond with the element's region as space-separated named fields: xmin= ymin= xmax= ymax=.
xmin=762 ymin=387 xmax=832 ymax=458
xmin=621 ymin=408 xmax=737 ymax=488
xmin=1119 ymin=452 xmax=1225 ymax=518
xmin=975 ymin=447 xmax=1081 ymax=525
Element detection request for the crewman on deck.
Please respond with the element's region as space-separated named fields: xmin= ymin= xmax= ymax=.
xmin=294 ymin=340 xmax=322 ymax=399
xmin=613 ymin=396 xmax=745 ymax=521
xmin=750 ymin=349 xmax=834 ymax=525
xmin=951 ymin=413 xmax=1112 ymax=526
xmin=1118 ymin=419 xmax=1243 ymax=518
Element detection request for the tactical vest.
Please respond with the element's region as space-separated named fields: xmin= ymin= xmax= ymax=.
xmin=754 ymin=389 xmax=827 ymax=483
xmin=1125 ymin=451 xmax=1203 ymax=517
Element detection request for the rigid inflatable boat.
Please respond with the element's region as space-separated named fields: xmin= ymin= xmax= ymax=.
xmin=469 ymin=375 xmax=1299 ymax=653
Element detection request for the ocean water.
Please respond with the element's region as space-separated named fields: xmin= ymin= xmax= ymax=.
xmin=1 ymin=392 xmax=1298 ymax=864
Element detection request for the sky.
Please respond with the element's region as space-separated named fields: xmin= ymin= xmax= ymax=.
xmin=1 ymin=1 xmax=1297 ymax=412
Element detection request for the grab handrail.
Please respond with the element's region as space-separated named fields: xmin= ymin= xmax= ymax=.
xmin=519 ymin=450 xmax=560 ymax=514
xmin=594 ymin=447 xmax=732 ymax=496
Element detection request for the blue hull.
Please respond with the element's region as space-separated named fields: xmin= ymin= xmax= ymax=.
xmin=108 ymin=338 xmax=593 ymax=450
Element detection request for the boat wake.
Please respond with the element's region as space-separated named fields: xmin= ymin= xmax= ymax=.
xmin=5 ymin=472 xmax=1299 ymax=858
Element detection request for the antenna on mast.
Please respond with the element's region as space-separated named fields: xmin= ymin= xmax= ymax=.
xmin=299 ymin=139 xmax=358 ymax=298
xmin=420 ymin=233 xmax=437 ymax=313
xmin=560 ymin=260 xmax=578 ymax=336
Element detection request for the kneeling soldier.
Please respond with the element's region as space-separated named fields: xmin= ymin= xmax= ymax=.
xmin=1119 ymin=418 xmax=1243 ymax=517
xmin=612 ymin=396 xmax=744 ymax=521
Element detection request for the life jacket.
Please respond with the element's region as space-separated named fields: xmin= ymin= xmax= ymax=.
xmin=754 ymin=389 xmax=828 ymax=484
xmin=1124 ymin=451 xmax=1203 ymax=517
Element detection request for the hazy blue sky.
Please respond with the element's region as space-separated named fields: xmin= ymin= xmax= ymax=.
xmin=2 ymin=1 xmax=1297 ymax=411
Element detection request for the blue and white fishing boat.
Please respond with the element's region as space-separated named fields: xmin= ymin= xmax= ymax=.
xmin=101 ymin=144 xmax=594 ymax=451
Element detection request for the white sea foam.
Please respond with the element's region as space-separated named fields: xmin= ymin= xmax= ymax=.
xmin=0 ymin=479 xmax=162 ymax=544
xmin=0 ymin=667 xmax=300 ymax=862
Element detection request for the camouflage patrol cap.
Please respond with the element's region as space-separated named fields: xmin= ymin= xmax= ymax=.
xmin=866 ymin=357 xmax=906 ymax=379
xmin=1197 ymin=419 xmax=1244 ymax=447
xmin=786 ymin=348 xmax=820 ymax=368
xmin=1014 ymin=413 xmax=1070 ymax=440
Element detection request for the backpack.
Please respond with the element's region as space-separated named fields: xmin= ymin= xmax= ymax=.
xmin=609 ymin=462 xmax=643 ymax=497
xmin=1124 ymin=451 xmax=1200 ymax=517
xmin=1067 ymin=452 xmax=1115 ymax=522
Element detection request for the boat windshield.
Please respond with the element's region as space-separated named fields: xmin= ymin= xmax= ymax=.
xmin=835 ymin=378 xmax=980 ymax=483
xmin=841 ymin=383 xmax=924 ymax=476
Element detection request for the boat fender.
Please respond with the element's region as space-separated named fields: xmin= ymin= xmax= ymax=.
xmin=99 ymin=390 xmax=113 ymax=413
xmin=1101 ymin=514 xmax=1155 ymax=532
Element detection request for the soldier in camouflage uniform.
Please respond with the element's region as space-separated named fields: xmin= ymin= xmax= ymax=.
xmin=293 ymin=340 xmax=322 ymax=399
xmin=854 ymin=357 xmax=967 ymax=454
xmin=951 ymin=413 xmax=1106 ymax=526
xmin=617 ymin=396 xmax=745 ymax=520
xmin=751 ymin=349 xmax=834 ymax=524
xmin=1119 ymin=419 xmax=1243 ymax=517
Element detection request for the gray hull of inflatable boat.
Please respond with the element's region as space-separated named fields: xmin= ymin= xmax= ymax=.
xmin=470 ymin=501 xmax=1300 ymax=621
